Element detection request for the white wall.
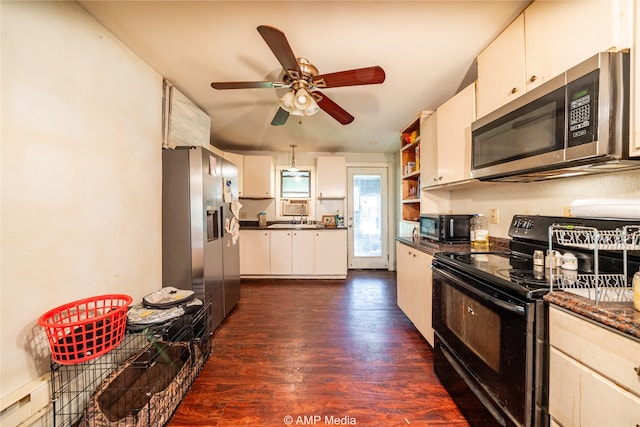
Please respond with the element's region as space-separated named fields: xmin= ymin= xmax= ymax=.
xmin=450 ymin=170 xmax=640 ymax=238
xmin=1 ymin=0 xmax=162 ymax=404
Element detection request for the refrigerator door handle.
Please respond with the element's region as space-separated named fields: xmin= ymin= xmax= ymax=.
xmin=220 ymin=206 xmax=225 ymax=238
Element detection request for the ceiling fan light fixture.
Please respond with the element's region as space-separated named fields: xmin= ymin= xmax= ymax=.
xmin=279 ymin=90 xmax=296 ymax=111
xmin=293 ymin=88 xmax=313 ymax=110
xmin=303 ymin=101 xmax=320 ymax=116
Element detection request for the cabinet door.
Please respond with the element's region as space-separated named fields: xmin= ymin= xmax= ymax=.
xmin=243 ymin=155 xmax=274 ymax=198
xmin=395 ymin=242 xmax=414 ymax=317
xmin=222 ymin=152 xmax=243 ymax=197
xmin=316 ymin=157 xmax=346 ymax=199
xmin=421 ymin=112 xmax=439 ymax=187
xmin=239 ymin=230 xmax=270 ymax=275
xmin=550 ymin=347 xmax=640 ymax=427
xmin=292 ymin=231 xmax=315 ymax=275
xmin=413 ymin=251 xmax=434 ymax=346
xmin=314 ymin=230 xmax=347 ymax=276
xmin=436 ymin=82 xmax=476 ymax=185
xmin=476 ymin=14 xmax=525 ymax=118
xmin=524 ymin=0 xmax=627 ymax=93
xmin=269 ymin=230 xmax=292 ymax=274
xmin=550 ymin=307 xmax=640 ymax=396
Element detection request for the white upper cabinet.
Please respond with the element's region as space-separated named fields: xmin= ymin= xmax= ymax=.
xmin=433 ymin=82 xmax=476 ymax=186
xmin=242 ymin=155 xmax=274 ymax=198
xmin=524 ymin=0 xmax=626 ymax=92
xmin=476 ymin=14 xmax=526 ymax=117
xmin=477 ymin=0 xmax=632 ymax=118
xmin=316 ymin=156 xmax=346 ymax=199
xmin=421 ymin=111 xmax=439 ymax=187
xmin=222 ymin=151 xmax=243 ymax=197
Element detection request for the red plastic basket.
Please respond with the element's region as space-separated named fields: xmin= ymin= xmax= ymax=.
xmin=38 ymin=294 xmax=132 ymax=364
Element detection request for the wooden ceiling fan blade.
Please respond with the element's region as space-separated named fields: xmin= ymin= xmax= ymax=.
xmin=313 ymin=91 xmax=354 ymax=125
xmin=271 ymin=107 xmax=289 ymax=126
xmin=211 ymin=81 xmax=288 ymax=90
xmin=257 ymin=25 xmax=301 ymax=79
xmin=313 ymin=66 xmax=386 ymax=88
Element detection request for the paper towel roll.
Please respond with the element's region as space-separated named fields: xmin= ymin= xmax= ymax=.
xmin=569 ymin=199 xmax=640 ymax=219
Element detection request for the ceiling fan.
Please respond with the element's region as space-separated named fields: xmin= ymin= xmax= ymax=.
xmin=210 ymin=25 xmax=386 ymax=126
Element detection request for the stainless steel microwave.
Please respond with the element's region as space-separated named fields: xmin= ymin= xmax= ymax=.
xmin=420 ymin=214 xmax=473 ymax=243
xmin=471 ymin=51 xmax=639 ymax=182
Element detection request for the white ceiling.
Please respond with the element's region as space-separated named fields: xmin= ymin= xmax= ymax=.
xmin=78 ymin=1 xmax=530 ymax=154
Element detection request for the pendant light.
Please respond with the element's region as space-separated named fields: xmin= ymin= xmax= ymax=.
xmin=288 ymin=144 xmax=299 ymax=171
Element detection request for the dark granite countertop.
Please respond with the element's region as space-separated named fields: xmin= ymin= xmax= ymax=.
xmin=545 ymin=291 xmax=640 ymax=341
xmin=240 ymin=221 xmax=346 ymax=231
xmin=396 ymin=236 xmax=510 ymax=256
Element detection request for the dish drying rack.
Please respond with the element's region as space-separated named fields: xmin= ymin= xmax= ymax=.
xmin=548 ymin=224 xmax=640 ymax=305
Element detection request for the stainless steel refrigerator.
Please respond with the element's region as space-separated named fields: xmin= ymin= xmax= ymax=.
xmin=162 ymin=146 xmax=240 ymax=331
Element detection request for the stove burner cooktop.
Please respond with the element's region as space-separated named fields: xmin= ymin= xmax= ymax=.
xmin=434 ymin=251 xmax=552 ymax=300
xmin=504 ymin=269 xmax=550 ymax=288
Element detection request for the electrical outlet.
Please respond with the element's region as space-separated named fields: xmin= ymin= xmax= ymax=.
xmin=489 ymin=208 xmax=499 ymax=224
xmin=239 ymin=212 xmax=248 ymax=219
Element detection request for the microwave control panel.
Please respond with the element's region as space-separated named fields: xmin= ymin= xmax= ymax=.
xmin=567 ymin=69 xmax=599 ymax=147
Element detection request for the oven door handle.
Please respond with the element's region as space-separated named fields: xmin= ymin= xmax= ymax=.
xmin=434 ymin=267 xmax=526 ymax=316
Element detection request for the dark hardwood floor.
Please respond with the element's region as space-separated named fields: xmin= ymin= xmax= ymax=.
xmin=169 ymin=270 xmax=469 ymax=426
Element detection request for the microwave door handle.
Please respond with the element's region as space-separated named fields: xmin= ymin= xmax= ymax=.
xmin=433 ymin=267 xmax=526 ymax=316
xmin=449 ymin=219 xmax=454 ymax=238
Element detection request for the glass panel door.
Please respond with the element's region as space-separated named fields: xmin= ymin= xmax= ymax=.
xmin=347 ymin=166 xmax=388 ymax=269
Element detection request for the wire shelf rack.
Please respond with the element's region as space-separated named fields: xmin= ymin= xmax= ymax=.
xmin=549 ymin=225 xmax=640 ymax=305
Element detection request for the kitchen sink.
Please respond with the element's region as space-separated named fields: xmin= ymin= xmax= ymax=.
xmin=267 ymin=223 xmax=322 ymax=229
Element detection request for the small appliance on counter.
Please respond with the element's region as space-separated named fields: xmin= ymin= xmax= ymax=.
xmin=419 ymin=214 xmax=473 ymax=244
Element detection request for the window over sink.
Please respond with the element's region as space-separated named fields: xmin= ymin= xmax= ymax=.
xmin=281 ymin=170 xmax=311 ymax=198
xmin=275 ymin=165 xmax=316 ymax=221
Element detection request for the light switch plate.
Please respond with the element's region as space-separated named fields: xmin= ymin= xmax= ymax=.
xmin=489 ymin=208 xmax=499 ymax=224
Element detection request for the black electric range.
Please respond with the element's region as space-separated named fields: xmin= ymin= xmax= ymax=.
xmin=434 ymin=214 xmax=640 ymax=302
xmin=431 ymin=214 xmax=640 ymax=427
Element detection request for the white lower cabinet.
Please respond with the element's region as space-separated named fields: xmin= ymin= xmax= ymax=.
xmin=269 ymin=230 xmax=294 ymax=275
xmin=314 ymin=229 xmax=347 ymax=276
xmin=240 ymin=229 xmax=347 ymax=278
xmin=548 ymin=306 xmax=640 ymax=426
xmin=396 ymin=241 xmax=434 ymax=346
xmin=291 ymin=231 xmax=315 ymax=275
xmin=239 ymin=230 xmax=270 ymax=275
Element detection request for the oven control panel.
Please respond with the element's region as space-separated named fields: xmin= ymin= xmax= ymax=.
xmin=509 ymin=215 xmax=568 ymax=241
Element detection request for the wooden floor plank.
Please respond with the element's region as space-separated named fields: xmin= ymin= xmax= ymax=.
xmin=169 ymin=271 xmax=469 ymax=426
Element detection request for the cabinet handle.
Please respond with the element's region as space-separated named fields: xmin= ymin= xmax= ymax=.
xmin=529 ymin=75 xmax=537 ymax=83
xmin=438 ymin=176 xmax=443 ymax=181
xmin=635 ymin=366 xmax=640 ymax=377
xmin=510 ymin=87 xmax=518 ymax=94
